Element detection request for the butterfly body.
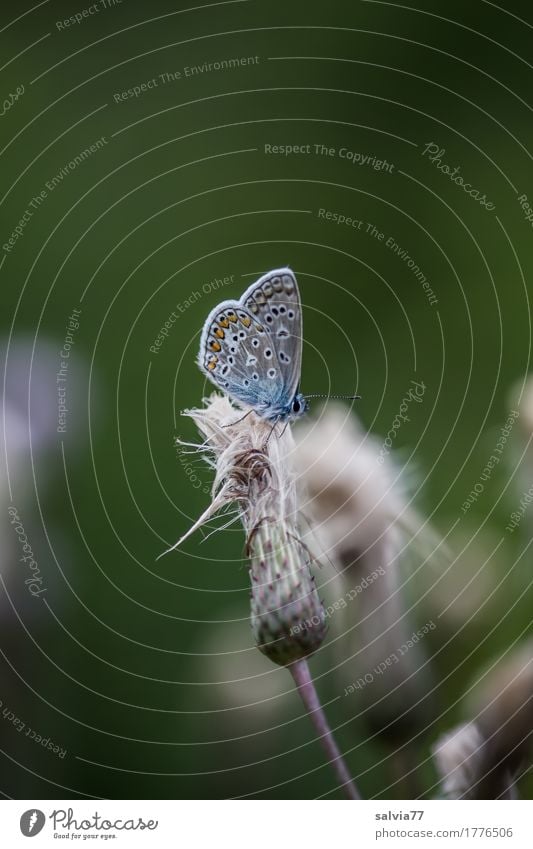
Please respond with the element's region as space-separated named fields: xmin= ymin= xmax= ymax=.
xmin=198 ymin=268 xmax=307 ymax=422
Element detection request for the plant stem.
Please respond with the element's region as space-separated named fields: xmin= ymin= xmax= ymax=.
xmin=290 ymin=658 xmax=361 ymax=799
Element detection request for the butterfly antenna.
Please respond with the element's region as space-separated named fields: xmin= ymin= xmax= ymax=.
xmin=304 ymin=393 xmax=361 ymax=400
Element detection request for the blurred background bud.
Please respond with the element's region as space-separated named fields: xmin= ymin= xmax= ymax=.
xmin=432 ymin=722 xmax=486 ymax=799
xmin=433 ymin=638 xmax=533 ymax=798
xmin=294 ymin=406 xmax=437 ymax=792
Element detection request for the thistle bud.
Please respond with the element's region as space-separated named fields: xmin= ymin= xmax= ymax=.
xmin=249 ymin=521 xmax=327 ymax=665
xmin=169 ymin=393 xmax=360 ymax=798
xmin=170 ymin=393 xmax=328 ymax=664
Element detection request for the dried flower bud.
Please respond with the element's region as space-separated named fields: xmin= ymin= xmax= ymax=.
xmin=170 ymin=393 xmax=359 ymax=798
xmin=171 ymin=394 xmax=327 ymax=665
xmin=249 ymin=521 xmax=327 ymax=665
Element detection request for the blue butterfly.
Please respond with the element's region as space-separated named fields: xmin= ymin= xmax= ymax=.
xmin=198 ymin=268 xmax=309 ymax=422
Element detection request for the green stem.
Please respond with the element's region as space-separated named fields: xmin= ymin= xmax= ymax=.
xmin=290 ymin=658 xmax=361 ymax=800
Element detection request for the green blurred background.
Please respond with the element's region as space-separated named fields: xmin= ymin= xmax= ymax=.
xmin=1 ymin=0 xmax=532 ymax=799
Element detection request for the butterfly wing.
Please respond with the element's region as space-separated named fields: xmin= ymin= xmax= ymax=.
xmin=198 ymin=269 xmax=303 ymax=419
xmin=198 ymin=298 xmax=284 ymax=416
xmin=240 ymin=268 xmax=303 ymax=401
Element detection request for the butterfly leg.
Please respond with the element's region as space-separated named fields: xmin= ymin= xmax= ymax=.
xmin=279 ymin=418 xmax=291 ymax=439
xmin=221 ymin=408 xmax=254 ymax=428
xmin=262 ymin=416 xmax=281 ymax=450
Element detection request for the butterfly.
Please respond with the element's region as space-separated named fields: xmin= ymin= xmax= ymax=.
xmin=198 ymin=267 xmax=309 ymax=423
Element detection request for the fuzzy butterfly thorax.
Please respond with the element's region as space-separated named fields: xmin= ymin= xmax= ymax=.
xmin=198 ymin=268 xmax=306 ymax=423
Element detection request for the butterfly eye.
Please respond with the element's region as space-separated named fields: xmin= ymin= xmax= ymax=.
xmin=292 ymin=399 xmax=301 ymax=413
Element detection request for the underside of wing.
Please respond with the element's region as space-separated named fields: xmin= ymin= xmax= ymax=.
xmin=198 ymin=300 xmax=283 ymax=413
xmin=240 ymin=268 xmax=303 ymax=400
